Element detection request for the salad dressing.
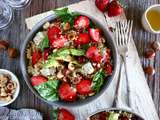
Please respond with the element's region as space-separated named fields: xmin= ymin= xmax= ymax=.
xmin=146 ymin=9 xmax=160 ymax=31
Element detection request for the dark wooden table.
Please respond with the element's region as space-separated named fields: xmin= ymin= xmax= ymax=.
xmin=0 ymin=0 xmax=159 ymax=119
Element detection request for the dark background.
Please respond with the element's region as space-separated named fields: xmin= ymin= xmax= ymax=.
xmin=0 ymin=0 xmax=159 ymax=119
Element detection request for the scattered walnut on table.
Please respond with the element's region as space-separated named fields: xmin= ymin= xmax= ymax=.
xmin=0 ymin=40 xmax=9 ymax=50
xmin=8 ymin=48 xmax=19 ymax=58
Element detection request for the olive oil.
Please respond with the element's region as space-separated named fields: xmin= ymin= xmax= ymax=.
xmin=146 ymin=9 xmax=160 ymax=31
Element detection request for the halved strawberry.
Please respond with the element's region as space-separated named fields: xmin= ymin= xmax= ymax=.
xmin=32 ymin=49 xmax=42 ymax=65
xmin=107 ymin=0 xmax=123 ymax=17
xmin=89 ymin=28 xmax=101 ymax=42
xmin=43 ymin=48 xmax=53 ymax=60
xmin=58 ymin=108 xmax=75 ymax=120
xmin=58 ymin=82 xmax=77 ymax=102
xmin=75 ymin=33 xmax=90 ymax=45
xmin=86 ymin=46 xmax=102 ymax=62
xmin=31 ymin=75 xmax=48 ymax=86
xmin=105 ymin=62 xmax=113 ymax=75
xmin=47 ymin=26 xmax=61 ymax=42
xmin=76 ymin=80 xmax=93 ymax=95
xmin=95 ymin=0 xmax=109 ymax=12
xmin=74 ymin=16 xmax=90 ymax=29
xmin=50 ymin=35 xmax=68 ymax=48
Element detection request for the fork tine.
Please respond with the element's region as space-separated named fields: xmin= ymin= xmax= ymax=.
xmin=128 ymin=20 xmax=133 ymax=43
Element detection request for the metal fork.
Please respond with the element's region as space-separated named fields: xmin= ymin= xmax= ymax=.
xmin=113 ymin=20 xmax=133 ymax=108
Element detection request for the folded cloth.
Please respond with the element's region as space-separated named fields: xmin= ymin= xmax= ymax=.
xmin=0 ymin=107 xmax=43 ymax=120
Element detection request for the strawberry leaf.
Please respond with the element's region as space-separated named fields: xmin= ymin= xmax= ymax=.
xmin=119 ymin=0 xmax=128 ymax=8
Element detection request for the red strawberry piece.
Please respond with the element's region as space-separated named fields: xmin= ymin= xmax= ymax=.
xmin=89 ymin=28 xmax=101 ymax=42
xmin=86 ymin=46 xmax=102 ymax=62
xmin=107 ymin=0 xmax=123 ymax=17
xmin=31 ymin=75 xmax=48 ymax=86
xmin=50 ymin=35 xmax=68 ymax=48
xmin=74 ymin=16 xmax=90 ymax=29
xmin=95 ymin=0 xmax=109 ymax=12
xmin=105 ymin=63 xmax=112 ymax=75
xmin=47 ymin=26 xmax=61 ymax=42
xmin=32 ymin=49 xmax=42 ymax=65
xmin=43 ymin=48 xmax=52 ymax=60
xmin=58 ymin=82 xmax=77 ymax=102
xmin=58 ymin=108 xmax=75 ymax=120
xmin=76 ymin=80 xmax=93 ymax=95
xmin=75 ymin=33 xmax=90 ymax=45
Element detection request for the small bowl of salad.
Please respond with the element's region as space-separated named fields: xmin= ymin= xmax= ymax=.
xmin=21 ymin=8 xmax=118 ymax=106
xmin=87 ymin=108 xmax=144 ymax=120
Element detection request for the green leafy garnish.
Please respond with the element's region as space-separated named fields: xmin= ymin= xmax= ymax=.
xmin=53 ymin=7 xmax=79 ymax=26
xmin=51 ymin=109 xmax=58 ymax=120
xmin=91 ymin=69 xmax=105 ymax=93
xmin=44 ymin=59 xmax=60 ymax=68
xmin=38 ymin=36 xmax=49 ymax=51
xmin=108 ymin=113 xmax=119 ymax=120
xmin=34 ymin=80 xmax=59 ymax=101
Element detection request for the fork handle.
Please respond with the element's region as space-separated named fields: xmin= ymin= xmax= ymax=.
xmin=112 ymin=57 xmax=123 ymax=108
xmin=121 ymin=55 xmax=133 ymax=108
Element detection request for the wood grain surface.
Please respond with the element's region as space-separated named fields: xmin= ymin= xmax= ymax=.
xmin=0 ymin=0 xmax=159 ymax=120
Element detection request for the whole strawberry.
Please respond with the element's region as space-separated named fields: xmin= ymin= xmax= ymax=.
xmin=107 ymin=0 xmax=124 ymax=17
xmin=95 ymin=0 xmax=109 ymax=12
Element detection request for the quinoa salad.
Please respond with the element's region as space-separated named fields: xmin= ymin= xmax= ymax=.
xmin=26 ymin=8 xmax=113 ymax=102
xmin=88 ymin=110 xmax=143 ymax=120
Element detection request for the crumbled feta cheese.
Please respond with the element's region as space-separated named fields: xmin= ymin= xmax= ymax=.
xmin=40 ymin=68 xmax=56 ymax=76
xmin=43 ymin=22 xmax=50 ymax=29
xmin=81 ymin=62 xmax=94 ymax=75
xmin=33 ymin=32 xmax=45 ymax=46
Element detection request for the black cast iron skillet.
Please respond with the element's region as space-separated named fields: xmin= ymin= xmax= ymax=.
xmin=20 ymin=12 xmax=118 ymax=107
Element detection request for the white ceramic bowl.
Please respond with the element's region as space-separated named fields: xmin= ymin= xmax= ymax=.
xmin=141 ymin=4 xmax=160 ymax=34
xmin=0 ymin=69 xmax=20 ymax=106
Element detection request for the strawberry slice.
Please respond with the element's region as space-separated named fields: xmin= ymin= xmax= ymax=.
xmin=89 ymin=28 xmax=101 ymax=42
xmin=58 ymin=108 xmax=75 ymax=120
xmin=86 ymin=46 xmax=102 ymax=62
xmin=107 ymin=0 xmax=123 ymax=17
xmin=75 ymin=33 xmax=90 ymax=45
xmin=47 ymin=26 xmax=61 ymax=42
xmin=95 ymin=0 xmax=109 ymax=12
xmin=74 ymin=16 xmax=90 ymax=29
xmin=50 ymin=35 xmax=68 ymax=48
xmin=58 ymin=82 xmax=77 ymax=102
xmin=43 ymin=48 xmax=52 ymax=60
xmin=31 ymin=75 xmax=48 ymax=86
xmin=32 ymin=49 xmax=42 ymax=65
xmin=76 ymin=80 xmax=93 ymax=95
xmin=105 ymin=62 xmax=112 ymax=75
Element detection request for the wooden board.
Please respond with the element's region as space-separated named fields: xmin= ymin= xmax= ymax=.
xmin=0 ymin=0 xmax=159 ymax=120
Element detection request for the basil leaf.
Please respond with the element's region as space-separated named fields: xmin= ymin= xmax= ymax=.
xmin=70 ymin=49 xmax=85 ymax=56
xmin=108 ymin=113 xmax=119 ymax=120
xmin=54 ymin=7 xmax=69 ymax=16
xmin=51 ymin=109 xmax=58 ymax=120
xmin=91 ymin=69 xmax=105 ymax=93
xmin=38 ymin=36 xmax=49 ymax=51
xmin=53 ymin=7 xmax=79 ymax=26
xmin=34 ymin=80 xmax=59 ymax=101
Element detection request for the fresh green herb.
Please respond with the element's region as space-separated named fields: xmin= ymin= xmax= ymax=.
xmin=57 ymin=48 xmax=70 ymax=56
xmin=91 ymin=69 xmax=105 ymax=93
xmin=89 ymin=20 xmax=97 ymax=28
xmin=82 ymin=44 xmax=90 ymax=51
xmin=34 ymin=80 xmax=60 ymax=101
xmin=51 ymin=108 xmax=58 ymax=120
xmin=53 ymin=7 xmax=79 ymax=26
xmin=38 ymin=36 xmax=49 ymax=51
xmin=108 ymin=112 xmax=119 ymax=120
